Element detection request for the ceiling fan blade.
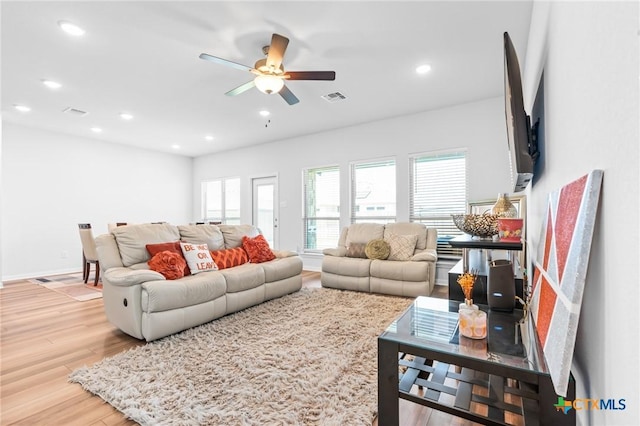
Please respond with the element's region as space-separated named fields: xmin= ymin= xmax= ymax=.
xmin=199 ymin=53 xmax=253 ymax=72
xmin=279 ymin=85 xmax=299 ymax=105
xmin=266 ymin=33 xmax=289 ymax=70
xmin=285 ymin=71 xmax=336 ymax=81
xmin=225 ymin=80 xmax=256 ymax=96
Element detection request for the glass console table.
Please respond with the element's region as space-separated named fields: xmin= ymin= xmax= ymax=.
xmin=378 ymin=296 xmax=576 ymax=425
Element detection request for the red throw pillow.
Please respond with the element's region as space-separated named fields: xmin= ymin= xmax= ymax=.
xmin=148 ymin=250 xmax=187 ymax=280
xmin=241 ymin=234 xmax=276 ymax=263
xmin=210 ymin=247 xmax=249 ymax=270
xmin=146 ymin=241 xmax=190 ymax=276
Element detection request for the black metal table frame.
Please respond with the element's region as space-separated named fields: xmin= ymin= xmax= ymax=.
xmin=378 ymin=304 xmax=576 ymax=425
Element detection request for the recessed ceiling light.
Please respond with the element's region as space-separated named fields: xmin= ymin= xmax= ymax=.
xmin=14 ymin=105 xmax=31 ymax=112
xmin=119 ymin=113 xmax=133 ymax=120
xmin=58 ymin=20 xmax=85 ymax=36
xmin=171 ymin=144 xmax=181 ymax=150
xmin=42 ymin=79 xmax=62 ymax=89
xmin=91 ymin=127 xmax=102 ymax=133
xmin=416 ymin=64 xmax=432 ymax=75
xmin=205 ymin=135 xmax=214 ymax=141
xmin=259 ymin=110 xmax=270 ymax=117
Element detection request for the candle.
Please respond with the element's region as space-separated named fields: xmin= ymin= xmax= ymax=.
xmin=459 ymin=308 xmax=487 ymax=339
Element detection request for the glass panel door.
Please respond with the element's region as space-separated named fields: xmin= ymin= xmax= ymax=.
xmin=252 ymin=176 xmax=278 ymax=248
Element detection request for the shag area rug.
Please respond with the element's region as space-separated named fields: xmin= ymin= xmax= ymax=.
xmin=29 ymin=273 xmax=102 ymax=301
xmin=69 ymin=288 xmax=412 ymax=425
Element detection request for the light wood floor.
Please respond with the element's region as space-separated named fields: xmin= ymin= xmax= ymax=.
xmin=1 ymin=271 xmax=477 ymax=426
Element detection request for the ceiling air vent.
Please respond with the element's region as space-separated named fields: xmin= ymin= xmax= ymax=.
xmin=321 ymin=92 xmax=347 ymax=103
xmin=62 ymin=107 xmax=88 ymax=117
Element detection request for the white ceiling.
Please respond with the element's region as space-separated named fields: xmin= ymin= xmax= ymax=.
xmin=2 ymin=1 xmax=532 ymax=157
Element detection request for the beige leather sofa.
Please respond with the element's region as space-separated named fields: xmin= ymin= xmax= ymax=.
xmin=321 ymin=222 xmax=437 ymax=297
xmin=96 ymin=223 xmax=302 ymax=341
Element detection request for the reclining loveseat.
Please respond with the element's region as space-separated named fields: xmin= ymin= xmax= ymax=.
xmin=321 ymin=222 xmax=437 ymax=297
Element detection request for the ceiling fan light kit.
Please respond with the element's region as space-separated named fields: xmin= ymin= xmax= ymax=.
xmin=254 ymin=74 xmax=285 ymax=94
xmin=200 ymin=33 xmax=336 ymax=105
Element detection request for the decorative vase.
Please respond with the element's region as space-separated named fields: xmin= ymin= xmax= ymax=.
xmin=492 ymin=193 xmax=518 ymax=218
xmin=497 ymin=218 xmax=524 ymax=242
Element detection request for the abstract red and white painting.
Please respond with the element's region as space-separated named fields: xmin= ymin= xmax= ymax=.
xmin=530 ymin=169 xmax=603 ymax=396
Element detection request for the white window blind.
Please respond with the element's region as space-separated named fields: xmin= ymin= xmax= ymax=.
xmin=409 ymin=151 xmax=467 ymax=257
xmin=303 ymin=166 xmax=340 ymax=251
xmin=202 ymin=177 xmax=241 ymax=224
xmin=350 ymin=159 xmax=396 ymax=224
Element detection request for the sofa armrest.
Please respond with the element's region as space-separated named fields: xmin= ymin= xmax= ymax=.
xmin=411 ymin=249 xmax=438 ymax=262
xmin=272 ymin=250 xmax=298 ymax=258
xmin=322 ymin=247 xmax=347 ymax=257
xmin=104 ymin=267 xmax=165 ymax=287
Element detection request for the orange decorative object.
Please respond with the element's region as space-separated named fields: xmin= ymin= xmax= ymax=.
xmin=456 ymin=271 xmax=477 ymax=303
xmin=146 ymin=241 xmax=190 ymax=276
xmin=241 ymin=234 xmax=276 ymax=263
xmin=497 ymin=218 xmax=524 ymax=242
xmin=210 ymin=247 xmax=249 ymax=269
xmin=148 ymin=250 xmax=187 ymax=280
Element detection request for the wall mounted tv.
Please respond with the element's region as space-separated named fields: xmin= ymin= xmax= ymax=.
xmin=504 ymin=31 xmax=539 ymax=192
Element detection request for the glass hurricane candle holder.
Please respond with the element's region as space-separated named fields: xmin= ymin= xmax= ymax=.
xmin=459 ymin=308 xmax=487 ymax=339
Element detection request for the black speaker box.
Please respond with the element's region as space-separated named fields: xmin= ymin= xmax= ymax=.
xmin=487 ymin=260 xmax=516 ymax=312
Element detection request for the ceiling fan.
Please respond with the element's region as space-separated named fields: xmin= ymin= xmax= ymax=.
xmin=199 ymin=33 xmax=336 ymax=105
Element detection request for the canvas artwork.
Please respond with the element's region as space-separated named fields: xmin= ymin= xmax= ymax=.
xmin=529 ymin=169 xmax=603 ymax=396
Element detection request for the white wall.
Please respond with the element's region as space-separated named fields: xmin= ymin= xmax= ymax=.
xmin=524 ymin=1 xmax=638 ymax=424
xmin=1 ymin=123 xmax=193 ymax=280
xmin=193 ymin=97 xmax=512 ymax=268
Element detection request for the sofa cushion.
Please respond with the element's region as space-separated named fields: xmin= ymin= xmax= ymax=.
xmin=148 ymin=251 xmax=187 ymax=280
xmin=242 ymin=234 xmax=276 ymax=263
xmin=178 ymin=225 xmax=225 ymax=251
xmin=385 ymin=233 xmax=418 ymax=261
xmin=218 ymin=224 xmax=260 ymax=249
xmin=180 ymin=242 xmax=218 ymax=274
xmin=141 ymin=271 xmax=226 ymax=313
xmin=345 ymin=242 xmax=367 ymax=258
xmin=384 ymin=222 xmax=427 ymax=250
xmin=345 ymin=223 xmax=385 ymax=247
xmin=146 ymin=241 xmax=190 ymax=276
xmin=365 ymin=239 xmax=390 ymax=260
xmin=322 ymin=256 xmax=371 ymax=278
xmin=370 ymin=258 xmax=430 ymax=282
xmin=112 ymin=223 xmax=181 ymax=267
xmin=219 ymin=263 xmax=265 ymax=293
xmin=260 ymin=256 xmax=303 ymax=283
xmin=210 ymin=247 xmax=249 ymax=270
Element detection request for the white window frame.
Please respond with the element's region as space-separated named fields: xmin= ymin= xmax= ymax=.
xmin=350 ymin=157 xmax=397 ymax=224
xmin=409 ymin=149 xmax=467 ymax=258
xmin=302 ymin=165 xmax=340 ymax=253
xmin=201 ymin=177 xmax=241 ymax=224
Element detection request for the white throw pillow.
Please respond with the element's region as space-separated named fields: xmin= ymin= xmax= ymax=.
xmin=385 ymin=233 xmax=418 ymax=261
xmin=180 ymin=242 xmax=218 ymax=274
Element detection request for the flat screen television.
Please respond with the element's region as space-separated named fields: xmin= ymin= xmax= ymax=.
xmin=504 ymin=31 xmax=538 ymax=192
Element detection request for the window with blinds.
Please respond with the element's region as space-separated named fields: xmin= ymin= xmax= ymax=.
xmin=303 ymin=166 xmax=340 ymax=251
xmin=409 ymin=151 xmax=467 ymax=257
xmin=350 ymin=159 xmax=396 ymax=224
xmin=202 ymin=177 xmax=241 ymax=224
